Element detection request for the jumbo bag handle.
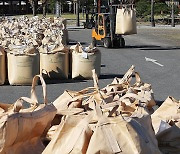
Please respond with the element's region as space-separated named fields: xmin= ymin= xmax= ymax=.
xmin=30 ymin=75 xmax=48 ymax=105
xmin=92 ymin=69 xmax=107 ymax=101
xmin=13 ymin=97 xmax=38 ymax=113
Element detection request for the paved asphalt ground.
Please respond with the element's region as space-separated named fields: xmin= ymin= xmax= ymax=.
xmin=0 ymin=24 xmax=180 ymax=105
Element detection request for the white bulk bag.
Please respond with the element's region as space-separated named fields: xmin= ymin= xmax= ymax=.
xmin=115 ymin=7 xmax=137 ymax=35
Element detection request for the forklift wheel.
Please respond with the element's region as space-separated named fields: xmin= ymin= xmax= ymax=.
xmin=87 ymin=23 xmax=93 ymax=29
xmin=92 ymin=38 xmax=97 ymax=47
xmin=104 ymin=38 xmax=111 ymax=48
xmin=119 ymin=38 xmax=125 ymax=48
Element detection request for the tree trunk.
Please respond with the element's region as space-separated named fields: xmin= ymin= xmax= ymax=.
xmin=43 ymin=4 xmax=46 ymax=17
xmin=171 ymin=0 xmax=175 ymax=27
xmin=32 ymin=5 xmax=36 ymax=16
xmin=151 ymin=0 xmax=155 ymax=27
xmin=32 ymin=0 xmax=38 ymax=16
xmin=76 ymin=0 xmax=80 ymax=26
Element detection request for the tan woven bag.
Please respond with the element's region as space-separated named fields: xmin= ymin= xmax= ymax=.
xmin=86 ymin=103 xmax=161 ymax=154
xmin=43 ymin=112 xmax=93 ymax=154
xmin=0 ymin=75 xmax=57 ymax=154
xmin=115 ymin=6 xmax=137 ymax=35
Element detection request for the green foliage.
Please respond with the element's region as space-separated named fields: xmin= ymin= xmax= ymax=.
xmin=173 ymin=5 xmax=179 ymax=15
xmin=135 ymin=0 xmax=179 ymax=19
xmin=154 ymin=2 xmax=170 ymax=15
xmin=135 ymin=0 xmax=151 ymax=18
xmin=48 ymin=0 xmax=55 ymax=13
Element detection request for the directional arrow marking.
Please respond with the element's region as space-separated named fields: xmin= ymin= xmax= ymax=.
xmin=145 ymin=57 xmax=164 ymax=67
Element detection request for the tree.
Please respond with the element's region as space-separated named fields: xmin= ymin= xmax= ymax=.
xmin=29 ymin=0 xmax=38 ymax=16
xmin=136 ymin=0 xmax=151 ymax=19
xmin=41 ymin=0 xmax=49 ymax=17
xmin=151 ymin=0 xmax=155 ymax=27
xmin=171 ymin=0 xmax=175 ymax=27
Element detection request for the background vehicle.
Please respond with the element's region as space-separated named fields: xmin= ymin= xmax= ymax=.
xmin=92 ymin=0 xmax=125 ymax=48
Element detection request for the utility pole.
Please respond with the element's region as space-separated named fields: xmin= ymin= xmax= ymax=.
xmin=76 ymin=0 xmax=80 ymax=26
xmin=56 ymin=0 xmax=61 ymax=17
xmin=171 ymin=0 xmax=175 ymax=27
xmin=151 ymin=0 xmax=155 ymax=27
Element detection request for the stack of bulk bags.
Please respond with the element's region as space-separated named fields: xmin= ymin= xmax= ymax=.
xmin=39 ymin=40 xmax=69 ymax=79
xmin=7 ymin=42 xmax=39 ymax=85
xmin=71 ymin=44 xmax=101 ymax=79
xmin=0 ymin=46 xmax=5 ymax=85
xmin=43 ymin=67 xmax=161 ymax=154
xmin=0 ymin=16 xmax=69 ymax=85
xmin=46 ymin=17 xmax=69 ymax=45
xmin=115 ymin=5 xmax=137 ymax=35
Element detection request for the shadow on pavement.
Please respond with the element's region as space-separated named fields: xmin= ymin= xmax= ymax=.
xmin=68 ymin=39 xmax=88 ymax=45
xmin=155 ymin=100 xmax=164 ymax=106
xmin=125 ymin=45 xmax=161 ymax=49
xmin=67 ymin=27 xmax=84 ymax=30
xmin=67 ymin=29 xmax=80 ymax=32
xmin=125 ymin=45 xmax=180 ymax=51
xmin=141 ymin=47 xmax=180 ymax=51
xmin=43 ymin=79 xmax=87 ymax=85
xmin=100 ymin=74 xmax=124 ymax=79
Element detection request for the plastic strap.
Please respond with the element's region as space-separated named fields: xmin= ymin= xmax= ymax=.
xmin=102 ymin=125 xmax=122 ymax=153
xmin=92 ymin=69 xmax=105 ymax=100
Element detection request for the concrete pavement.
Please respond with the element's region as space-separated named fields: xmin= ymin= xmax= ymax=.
xmin=0 ymin=25 xmax=180 ymax=105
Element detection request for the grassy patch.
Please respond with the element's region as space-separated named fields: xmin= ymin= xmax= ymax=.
xmin=15 ymin=13 xmax=86 ymax=20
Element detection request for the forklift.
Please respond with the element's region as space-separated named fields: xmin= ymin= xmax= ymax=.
xmin=92 ymin=0 xmax=125 ymax=48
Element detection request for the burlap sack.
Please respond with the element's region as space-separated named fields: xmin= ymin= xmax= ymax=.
xmin=40 ymin=47 xmax=69 ymax=79
xmin=115 ymin=7 xmax=137 ymax=35
xmin=105 ymin=66 xmax=156 ymax=110
xmin=71 ymin=46 xmax=101 ymax=79
xmin=0 ymin=46 xmax=5 ymax=85
xmin=0 ymin=75 xmax=57 ymax=154
xmin=53 ymin=87 xmax=96 ymax=115
xmin=156 ymin=122 xmax=180 ymax=154
xmin=7 ymin=53 xmax=40 ymax=85
xmin=86 ymin=104 xmax=161 ymax=154
xmin=42 ymin=113 xmax=93 ymax=154
xmin=151 ymin=96 xmax=180 ymax=134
